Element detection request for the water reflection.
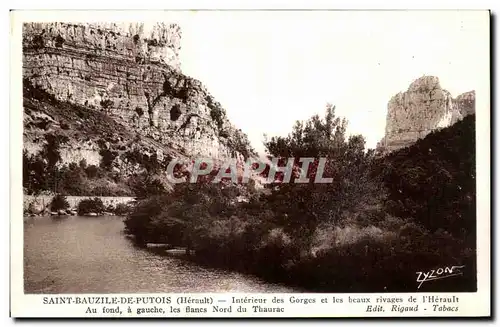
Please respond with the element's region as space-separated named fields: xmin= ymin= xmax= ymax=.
xmin=24 ymin=215 xmax=298 ymax=293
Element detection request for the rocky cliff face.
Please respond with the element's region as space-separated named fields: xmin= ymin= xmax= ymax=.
xmin=22 ymin=22 xmax=253 ymax=162
xmin=377 ymin=76 xmax=475 ymax=153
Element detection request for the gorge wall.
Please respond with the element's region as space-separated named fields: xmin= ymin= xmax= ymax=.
xmin=22 ymin=22 xmax=253 ymax=163
xmin=377 ymin=76 xmax=475 ymax=153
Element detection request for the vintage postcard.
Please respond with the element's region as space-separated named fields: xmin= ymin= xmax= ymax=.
xmin=10 ymin=9 xmax=490 ymax=318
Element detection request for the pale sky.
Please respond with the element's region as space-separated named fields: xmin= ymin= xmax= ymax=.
xmin=150 ymin=11 xmax=489 ymax=155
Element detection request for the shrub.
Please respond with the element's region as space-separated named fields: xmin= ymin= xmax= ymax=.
xmin=114 ymin=203 xmax=132 ymax=216
xmin=100 ymin=99 xmax=114 ymax=109
xmin=99 ymin=148 xmax=118 ymax=170
xmin=31 ymin=34 xmax=45 ymax=49
xmin=124 ymin=195 xmax=172 ymax=244
xmin=77 ymin=197 xmax=105 ymax=215
xmin=135 ymin=107 xmax=144 ymax=116
xmin=78 ymin=159 xmax=87 ymax=170
xmin=85 ymin=165 xmax=100 ymax=178
xmin=210 ymin=107 xmax=224 ymax=130
xmin=133 ymin=34 xmax=140 ymax=44
xmin=55 ymin=34 xmax=65 ymax=48
xmin=147 ymin=39 xmax=159 ymax=47
xmin=50 ymin=194 xmax=70 ymax=212
xmin=127 ymin=173 xmax=170 ymax=198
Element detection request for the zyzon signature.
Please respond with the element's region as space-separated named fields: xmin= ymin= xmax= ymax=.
xmin=416 ymin=265 xmax=465 ymax=289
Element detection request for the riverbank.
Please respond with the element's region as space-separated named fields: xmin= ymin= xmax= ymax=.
xmin=133 ymin=227 xmax=476 ymax=293
xmin=24 ymin=195 xmax=136 ymax=216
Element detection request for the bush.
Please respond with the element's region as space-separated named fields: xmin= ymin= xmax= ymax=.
xmin=50 ymin=194 xmax=70 ymax=212
xmin=100 ymin=99 xmax=114 ymax=109
xmin=114 ymin=203 xmax=132 ymax=216
xmin=133 ymin=34 xmax=140 ymax=44
xmin=127 ymin=173 xmax=170 ymax=199
xmin=55 ymin=34 xmax=65 ymax=48
xmin=124 ymin=195 xmax=173 ymax=244
xmin=77 ymin=197 xmax=105 ymax=215
xmin=85 ymin=165 xmax=100 ymax=179
xmin=31 ymin=34 xmax=45 ymax=49
xmin=193 ymin=216 xmax=256 ymax=267
xmin=99 ymin=148 xmax=118 ymax=170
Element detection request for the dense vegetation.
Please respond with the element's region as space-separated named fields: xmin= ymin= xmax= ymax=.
xmin=77 ymin=197 xmax=106 ymax=216
xmin=23 ymin=147 xmax=136 ymax=196
xmin=49 ymin=194 xmax=70 ymax=212
xmin=114 ymin=203 xmax=133 ymax=216
xmin=124 ymin=105 xmax=476 ymax=292
xmin=378 ymin=115 xmax=476 ymax=245
xmin=22 ymin=80 xmax=252 ymax=197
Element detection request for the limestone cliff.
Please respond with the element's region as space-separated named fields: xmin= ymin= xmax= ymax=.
xmin=377 ymin=76 xmax=475 ymax=154
xmin=22 ymin=22 xmax=254 ymax=164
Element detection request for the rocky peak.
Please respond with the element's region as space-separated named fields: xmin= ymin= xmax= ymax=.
xmin=377 ymin=76 xmax=475 ymax=154
xmin=454 ymin=91 xmax=476 ymax=117
xmin=407 ymin=75 xmax=441 ymax=92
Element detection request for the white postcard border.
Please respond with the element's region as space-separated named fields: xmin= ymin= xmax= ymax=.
xmin=9 ymin=9 xmax=491 ymax=318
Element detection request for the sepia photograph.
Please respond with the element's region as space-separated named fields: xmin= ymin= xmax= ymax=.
xmin=17 ymin=9 xmax=488 ymax=301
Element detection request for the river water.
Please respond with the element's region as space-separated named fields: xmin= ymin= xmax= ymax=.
xmin=24 ymin=215 xmax=298 ymax=294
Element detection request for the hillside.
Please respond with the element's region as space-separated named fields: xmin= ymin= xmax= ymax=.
xmin=379 ymin=113 xmax=476 ymax=242
xmin=22 ymin=22 xmax=255 ymax=197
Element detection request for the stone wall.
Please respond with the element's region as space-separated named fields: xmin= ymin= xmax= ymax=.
xmin=24 ymin=195 xmax=136 ymax=212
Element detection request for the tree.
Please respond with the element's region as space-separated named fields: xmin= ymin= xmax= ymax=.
xmin=42 ymin=134 xmax=67 ymax=169
xmin=50 ymin=194 xmax=70 ymax=212
xmin=23 ymin=150 xmax=48 ymax=195
xmin=58 ymin=163 xmax=87 ymax=195
xmin=261 ymin=104 xmax=377 ymax=242
xmin=99 ymin=148 xmax=118 ymax=170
